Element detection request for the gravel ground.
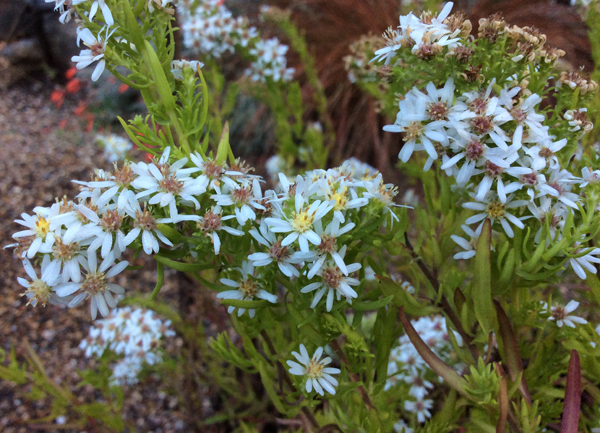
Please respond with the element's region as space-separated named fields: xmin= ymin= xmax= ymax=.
xmin=0 ymin=83 xmax=217 ymax=432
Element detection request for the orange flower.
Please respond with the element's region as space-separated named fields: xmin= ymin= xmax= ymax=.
xmin=118 ymin=83 xmax=129 ymax=94
xmin=65 ymin=78 xmax=82 ymax=94
xmin=58 ymin=118 xmax=67 ymax=129
xmin=74 ymin=102 xmax=87 ymax=116
xmin=51 ymin=89 xmax=65 ymax=109
xmin=65 ymin=68 xmax=78 ymax=80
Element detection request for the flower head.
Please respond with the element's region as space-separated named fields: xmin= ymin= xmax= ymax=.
xmin=287 ymin=344 xmax=340 ymax=396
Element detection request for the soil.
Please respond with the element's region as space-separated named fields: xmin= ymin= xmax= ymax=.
xmin=0 ymin=81 xmax=203 ymax=432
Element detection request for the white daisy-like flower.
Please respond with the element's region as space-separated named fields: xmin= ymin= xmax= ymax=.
xmin=286 ymin=344 xmax=340 ymax=396
xmin=217 ymin=261 xmax=277 ymax=318
xmin=18 ymin=256 xmax=63 ymax=307
xmin=450 ymin=224 xmax=483 ymax=260
xmin=197 ymin=207 xmax=244 ymax=255
xmin=71 ymin=26 xmax=115 ymax=81
xmin=50 ymin=236 xmax=85 ymax=283
xmin=544 ymin=300 xmax=587 ymax=328
xmin=524 ymin=137 xmax=568 ymax=171
xmin=248 ymin=220 xmax=303 ymax=278
xmin=211 ymin=178 xmax=266 ymax=226
xmin=568 ymin=244 xmax=600 ymax=279
xmin=383 ymin=90 xmax=448 ymax=163
xmin=394 ymin=420 xmax=414 ymax=433
xmin=405 ymin=374 xmax=434 ymax=400
xmin=580 ymin=167 xmax=600 ymax=187
xmin=75 ymin=204 xmax=128 ymax=259
xmin=300 ymin=219 xmax=356 ymax=278
xmin=404 ymin=399 xmax=433 ymax=423
xmin=55 ymin=252 xmax=128 ymax=319
xmin=170 ymin=59 xmax=204 ymax=80
xmin=300 ymin=258 xmax=361 ymax=312
xmin=12 ymin=204 xmax=72 ymax=259
xmin=73 ymin=164 xmax=138 ymax=210
xmin=73 ymin=0 xmax=114 ymax=25
xmin=123 ymin=201 xmax=174 ymax=255
xmin=131 ymin=147 xmax=207 ymax=222
xmin=463 ymin=193 xmax=527 ymax=238
xmin=265 ymin=194 xmax=333 ymax=253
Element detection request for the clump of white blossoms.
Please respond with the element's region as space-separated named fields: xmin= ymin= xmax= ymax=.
xmin=287 ymin=344 xmax=340 ymax=396
xmin=179 ymin=0 xmax=294 ymax=82
xmin=372 ymin=1 xmax=599 ymax=282
xmin=97 ymin=134 xmax=133 ymax=162
xmin=79 ymin=306 xmax=175 ymax=385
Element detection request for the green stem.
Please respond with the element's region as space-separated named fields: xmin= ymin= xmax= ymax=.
xmin=150 ymin=262 xmax=164 ymax=300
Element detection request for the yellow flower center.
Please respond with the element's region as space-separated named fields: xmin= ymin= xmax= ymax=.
xmin=20 ymin=279 xmax=52 ymax=307
xmin=328 ymin=189 xmax=349 ymax=211
xmin=486 ymin=200 xmax=506 ymax=219
xmin=306 ymin=359 xmax=325 ymax=379
xmin=34 ymin=216 xmax=51 ymax=239
xmin=291 ymin=210 xmax=315 ymax=234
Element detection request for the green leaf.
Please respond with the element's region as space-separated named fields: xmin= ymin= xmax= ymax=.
xmin=378 ymin=275 xmax=438 ymax=316
xmin=352 ymin=295 xmax=394 ymax=311
xmin=157 ymin=223 xmax=182 ymax=244
xmin=473 ymin=219 xmax=493 ymax=335
xmin=215 ymin=121 xmax=231 ymax=165
xmin=154 ymin=254 xmax=214 ymax=272
xmin=219 ymin=298 xmax=273 ymax=309
xmin=257 ymin=359 xmax=287 ymax=414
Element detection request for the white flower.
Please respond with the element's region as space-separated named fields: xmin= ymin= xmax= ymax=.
xmin=12 ymin=204 xmax=71 ymax=258
xmin=450 ymin=224 xmax=483 ymax=260
xmin=405 ymin=374 xmax=434 ymax=400
xmin=170 ymin=59 xmax=204 ymax=80
xmin=217 ymin=261 xmax=277 ymax=318
xmin=265 ymin=194 xmax=333 ymax=253
xmin=97 ymin=134 xmax=132 ymax=162
xmin=287 ymin=344 xmax=340 ymax=396
xmin=131 ymin=147 xmax=207 ymax=221
xmin=404 ymin=399 xmax=433 ymax=423
xmin=545 ymin=300 xmax=587 ymax=328
xmin=568 ymin=244 xmax=600 ymax=279
xmin=75 ymin=204 xmax=128 ymax=259
xmin=302 ymin=219 xmax=356 ymax=278
xmin=197 ymin=207 xmax=244 ymax=255
xmin=211 ymin=178 xmax=266 ymax=225
xmin=580 ymin=167 xmax=600 ymax=187
xmin=248 ymin=220 xmax=303 ymax=277
xmin=73 ymin=0 xmax=113 ymax=25
xmin=18 ymin=256 xmax=63 ymax=307
xmin=463 ymin=193 xmax=527 ymax=238
xmin=394 ymin=420 xmax=414 ymax=433
xmin=55 ymin=252 xmax=128 ymax=319
xmin=525 ymin=137 xmax=568 ymax=171
xmin=123 ymin=201 xmax=174 ymax=255
xmin=300 ymin=257 xmax=361 ymax=312
xmin=71 ymin=27 xmax=114 ymax=81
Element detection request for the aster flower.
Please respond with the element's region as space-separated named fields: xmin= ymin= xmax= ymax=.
xmin=73 ymin=0 xmax=114 ymax=25
xmin=301 ymin=219 xmax=356 ymax=278
xmin=211 ymin=178 xmax=266 ymax=226
xmin=50 ymin=236 xmax=86 ymax=283
xmin=450 ymin=224 xmax=483 ymax=260
xmin=544 ymin=300 xmax=587 ymax=328
xmin=287 ymin=344 xmax=340 ymax=396
xmin=131 ymin=147 xmax=207 ymax=221
xmin=405 ymin=374 xmax=434 ymax=400
xmin=12 ymin=204 xmax=72 ymax=259
xmin=75 ymin=204 xmax=128 ymax=259
xmin=72 ymin=27 xmax=115 ymax=82
xmin=217 ymin=261 xmax=277 ymax=318
xmin=248 ymin=220 xmax=302 ymax=278
xmin=123 ymin=201 xmax=174 ymax=255
xmin=18 ymin=256 xmax=63 ymax=307
xmin=55 ymin=252 xmax=128 ymax=319
xmin=463 ymin=193 xmax=527 ymax=238
xmin=73 ymin=163 xmax=138 ymax=209
xmin=525 ymin=137 xmax=568 ymax=171
xmin=300 ymin=257 xmax=361 ymax=311
xmin=197 ymin=207 xmax=244 ymax=255
xmin=265 ymin=194 xmax=333 ymax=253
xmin=405 ymin=399 xmax=433 ymax=423
xmin=568 ymin=244 xmax=600 ymax=279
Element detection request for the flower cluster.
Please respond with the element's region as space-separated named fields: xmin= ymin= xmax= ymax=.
xmin=386 ymin=315 xmax=460 ymax=424
xmin=79 ymin=306 xmax=175 ymax=385
xmin=179 ymin=0 xmax=294 ymax=82
xmin=97 ymin=133 xmax=133 ymax=162
xmin=373 ymin=2 xmax=600 ymax=280
xmin=287 ymin=344 xmax=340 ymax=396
xmin=9 ymin=147 xmax=405 ymax=319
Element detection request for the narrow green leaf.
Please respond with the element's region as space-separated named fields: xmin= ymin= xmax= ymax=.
xmin=378 ymin=275 xmax=438 ymax=316
xmin=352 ymin=295 xmax=394 ymax=311
xmin=473 ymin=219 xmax=493 ymax=335
xmin=154 ymin=254 xmax=214 ymax=272
xmin=257 ymin=359 xmax=287 ymax=414
xmin=215 ymin=121 xmax=230 ymax=165
xmin=219 ymin=298 xmax=272 ymax=309
xmin=157 ymin=223 xmax=182 ymax=244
